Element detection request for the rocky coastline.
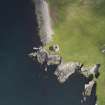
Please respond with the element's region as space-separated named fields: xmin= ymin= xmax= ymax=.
xmin=29 ymin=0 xmax=101 ymax=105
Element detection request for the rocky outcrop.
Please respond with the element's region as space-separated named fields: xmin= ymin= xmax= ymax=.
xmin=29 ymin=46 xmax=100 ymax=83
xmin=28 ymin=47 xmax=61 ymax=67
xmin=54 ymin=62 xmax=81 ymax=83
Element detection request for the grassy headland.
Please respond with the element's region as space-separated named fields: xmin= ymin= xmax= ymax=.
xmin=48 ymin=0 xmax=105 ymax=104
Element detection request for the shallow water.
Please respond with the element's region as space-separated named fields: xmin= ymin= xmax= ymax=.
xmin=0 ymin=0 xmax=96 ymax=105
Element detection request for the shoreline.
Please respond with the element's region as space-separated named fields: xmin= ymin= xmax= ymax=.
xmin=28 ymin=0 xmax=103 ymax=104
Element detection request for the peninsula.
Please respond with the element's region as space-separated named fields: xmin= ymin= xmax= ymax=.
xmin=29 ymin=0 xmax=105 ymax=105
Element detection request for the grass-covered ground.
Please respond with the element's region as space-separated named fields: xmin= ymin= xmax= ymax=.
xmin=48 ymin=0 xmax=105 ymax=104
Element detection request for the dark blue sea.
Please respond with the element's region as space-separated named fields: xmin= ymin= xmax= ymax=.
xmin=0 ymin=0 xmax=96 ymax=105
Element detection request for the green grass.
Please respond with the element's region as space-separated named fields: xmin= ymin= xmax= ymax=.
xmin=48 ymin=0 xmax=105 ymax=104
